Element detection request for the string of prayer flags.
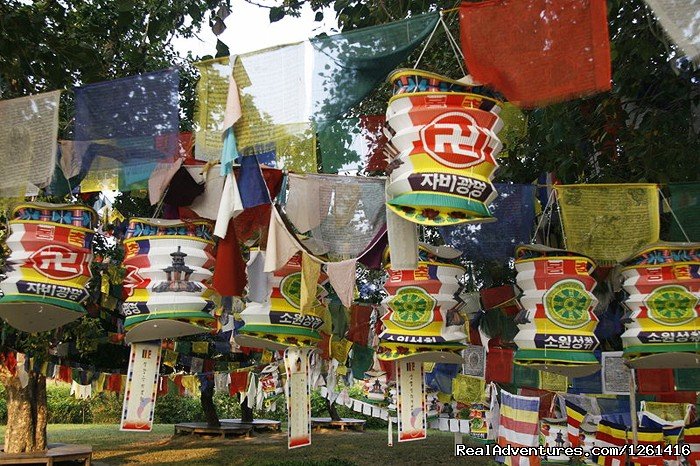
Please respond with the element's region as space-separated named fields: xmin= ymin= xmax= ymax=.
xmin=556 ymin=184 xmax=660 ymax=265
xmin=459 ymin=0 xmax=611 ymax=108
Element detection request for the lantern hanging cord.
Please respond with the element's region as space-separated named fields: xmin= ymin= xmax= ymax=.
xmin=658 ymin=188 xmax=691 ymax=242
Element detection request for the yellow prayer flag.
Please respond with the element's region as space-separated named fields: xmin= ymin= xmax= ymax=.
xmin=452 ymin=374 xmax=485 ymax=404
xmin=300 ymin=252 xmax=322 ymax=313
xmin=539 ymin=371 xmax=568 ymax=392
xmin=556 ymin=184 xmax=659 ymax=265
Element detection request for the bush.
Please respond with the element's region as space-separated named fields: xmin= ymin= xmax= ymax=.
xmin=0 ymin=381 xmax=388 ymax=428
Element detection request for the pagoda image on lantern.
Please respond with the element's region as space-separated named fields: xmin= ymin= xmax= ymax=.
xmin=152 ymin=247 xmax=204 ymax=294
xmin=618 ymin=242 xmax=700 ymax=368
xmin=122 ymin=218 xmax=218 ymax=343
xmin=0 ymin=202 xmax=97 ymax=333
xmin=512 ymin=245 xmax=600 ymax=377
xmin=376 ymin=243 xmax=468 ymax=363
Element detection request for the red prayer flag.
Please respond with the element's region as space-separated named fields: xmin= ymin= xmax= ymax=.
xmin=459 ymin=0 xmax=612 ymax=108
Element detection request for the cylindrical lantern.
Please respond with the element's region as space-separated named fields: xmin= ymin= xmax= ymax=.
xmin=513 ymin=245 xmax=600 ymax=377
xmin=237 ymin=252 xmax=327 ymax=350
xmin=377 ymin=244 xmax=467 ymax=363
xmin=0 ymin=203 xmax=96 ymax=333
xmin=121 ymin=218 xmax=218 ymax=343
xmin=619 ymin=242 xmax=700 ymax=368
xmin=384 ymin=69 xmax=503 ymax=226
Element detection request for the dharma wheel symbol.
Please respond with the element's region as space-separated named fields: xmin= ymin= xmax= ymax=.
xmin=280 ymin=272 xmax=323 ymax=309
xmin=544 ymin=280 xmax=592 ymax=329
xmin=645 ymin=285 xmax=697 ymax=326
xmin=388 ymin=286 xmax=436 ymax=330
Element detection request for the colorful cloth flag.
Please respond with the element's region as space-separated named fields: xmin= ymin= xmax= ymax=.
xmin=556 ymin=184 xmax=660 ymax=265
xmin=439 ymin=184 xmax=536 ymax=262
xmin=459 ymin=0 xmax=611 ymax=107
xmin=593 ymin=419 xmax=627 ymax=466
xmin=685 ymin=424 xmax=700 ymax=452
xmin=498 ymin=389 xmax=541 ymax=466
xmin=565 ymin=400 xmax=586 ymax=447
xmin=643 ymin=0 xmax=700 ymax=65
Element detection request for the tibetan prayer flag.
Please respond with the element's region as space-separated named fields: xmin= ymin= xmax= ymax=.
xmin=644 ymin=0 xmax=700 ymax=65
xmin=310 ymin=13 xmax=439 ymax=130
xmin=193 ymin=56 xmax=233 ymax=160
xmin=74 ymin=69 xmax=180 ymax=192
xmin=566 ymin=400 xmax=586 ymax=447
xmin=459 ymin=0 xmax=611 ymax=107
xmin=497 ymin=389 xmax=541 ymax=466
xmin=0 ymin=91 xmax=61 ymax=200
xmin=439 ymin=184 xmax=536 ymax=262
xmin=556 ymin=184 xmax=660 ymax=265
xmin=284 ymin=173 xmax=387 ymax=260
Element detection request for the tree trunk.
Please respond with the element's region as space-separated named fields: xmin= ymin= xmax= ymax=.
xmin=240 ymin=398 xmax=254 ymax=423
xmin=200 ymin=384 xmax=220 ymax=428
xmin=326 ymin=398 xmax=341 ymax=422
xmin=3 ymin=372 xmax=47 ymax=453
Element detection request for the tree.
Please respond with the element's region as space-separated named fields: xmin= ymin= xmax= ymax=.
xmin=0 ymin=0 xmax=229 ymax=453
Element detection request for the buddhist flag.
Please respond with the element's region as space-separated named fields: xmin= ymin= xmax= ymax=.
xmin=498 ymin=389 xmax=541 ymax=466
xmin=565 ymin=400 xmax=586 ymax=447
xmin=593 ymin=420 xmax=627 ymax=466
xmin=685 ymin=424 xmax=700 ymax=452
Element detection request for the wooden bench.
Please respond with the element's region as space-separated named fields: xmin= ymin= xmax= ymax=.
xmin=311 ymin=418 xmax=366 ymax=432
xmin=0 ymin=443 xmax=92 ymax=465
xmin=174 ymin=422 xmax=253 ymax=438
xmin=218 ymin=419 xmax=282 ymax=431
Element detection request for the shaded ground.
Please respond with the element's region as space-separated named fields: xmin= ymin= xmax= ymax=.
xmin=0 ymin=424 xmax=497 ymax=465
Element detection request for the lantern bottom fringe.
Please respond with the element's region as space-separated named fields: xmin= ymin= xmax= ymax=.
xmin=124 ymin=318 xmax=214 ymax=344
xmin=235 ymin=331 xmax=319 ymax=351
xmin=514 ymin=349 xmax=601 ymax=377
xmin=624 ymin=345 xmax=700 ymax=369
xmin=0 ymin=296 xmax=85 ymax=333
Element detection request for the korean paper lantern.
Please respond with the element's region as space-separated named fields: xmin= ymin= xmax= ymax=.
xmin=121 ymin=218 xmax=218 ymax=343
xmin=377 ymin=244 xmax=467 ymax=363
xmin=513 ymin=245 xmax=601 ymax=377
xmin=619 ymin=243 xmax=700 ymax=368
xmin=237 ymin=252 xmax=327 ymax=350
xmin=384 ymin=69 xmax=502 ymax=226
xmin=0 ymin=203 xmax=96 ymax=333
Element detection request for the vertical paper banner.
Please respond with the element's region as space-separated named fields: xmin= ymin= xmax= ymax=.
xmin=396 ymin=359 xmax=426 ymax=442
xmin=120 ymin=341 xmax=162 ymax=432
xmin=284 ymin=347 xmax=312 ymax=449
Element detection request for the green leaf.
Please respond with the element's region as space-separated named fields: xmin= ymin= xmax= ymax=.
xmin=314 ymin=11 xmax=324 ymax=22
xmin=269 ymin=6 xmax=285 ymax=23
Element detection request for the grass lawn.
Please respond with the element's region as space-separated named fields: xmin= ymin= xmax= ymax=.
xmin=0 ymin=424 xmax=497 ymax=465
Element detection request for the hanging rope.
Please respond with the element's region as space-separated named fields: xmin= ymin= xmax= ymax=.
xmin=530 ymin=189 xmax=555 ymax=244
xmin=659 ymin=188 xmax=691 ymax=242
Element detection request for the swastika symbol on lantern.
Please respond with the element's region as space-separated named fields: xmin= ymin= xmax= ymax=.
xmin=28 ymin=245 xmax=90 ymax=280
xmin=419 ymin=111 xmax=490 ymax=169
